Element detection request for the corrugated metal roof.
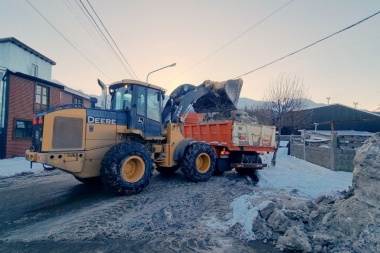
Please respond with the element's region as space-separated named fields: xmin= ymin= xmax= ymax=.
xmin=0 ymin=37 xmax=56 ymax=65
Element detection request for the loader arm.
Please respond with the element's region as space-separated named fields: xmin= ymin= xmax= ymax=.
xmin=162 ymin=78 xmax=243 ymax=123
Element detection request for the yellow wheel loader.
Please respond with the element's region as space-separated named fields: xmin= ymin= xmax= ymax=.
xmin=25 ymin=79 xmax=243 ymax=195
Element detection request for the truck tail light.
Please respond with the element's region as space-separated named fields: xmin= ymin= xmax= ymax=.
xmin=221 ymin=150 xmax=230 ymax=155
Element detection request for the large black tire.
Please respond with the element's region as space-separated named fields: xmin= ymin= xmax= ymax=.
xmin=156 ymin=165 xmax=180 ymax=174
xmin=74 ymin=176 xmax=102 ymax=185
xmin=181 ymin=142 xmax=216 ymax=182
xmin=100 ymin=142 xmax=154 ymax=195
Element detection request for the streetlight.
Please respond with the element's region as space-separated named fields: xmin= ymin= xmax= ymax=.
xmin=146 ymin=63 xmax=176 ymax=83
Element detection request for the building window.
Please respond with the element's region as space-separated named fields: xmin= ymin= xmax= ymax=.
xmin=32 ymin=64 xmax=38 ymax=77
xmin=35 ymin=84 xmax=49 ymax=112
xmin=73 ymin=97 xmax=83 ymax=107
xmin=14 ymin=120 xmax=33 ymax=139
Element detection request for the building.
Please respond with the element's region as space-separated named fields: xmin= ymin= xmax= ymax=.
xmin=0 ymin=38 xmax=90 ymax=158
xmin=0 ymin=37 xmax=55 ymax=81
xmin=287 ymin=104 xmax=380 ymax=172
xmin=303 ymin=104 xmax=380 ymax=133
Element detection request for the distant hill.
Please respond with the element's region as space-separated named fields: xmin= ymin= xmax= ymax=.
xmin=237 ymin=97 xmax=325 ymax=110
xmin=369 ymin=105 xmax=380 ymax=113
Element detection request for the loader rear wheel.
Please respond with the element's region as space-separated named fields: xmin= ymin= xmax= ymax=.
xmin=74 ymin=176 xmax=102 ymax=185
xmin=156 ymin=165 xmax=180 ymax=174
xmin=181 ymin=142 xmax=216 ymax=182
xmin=100 ymin=142 xmax=153 ymax=195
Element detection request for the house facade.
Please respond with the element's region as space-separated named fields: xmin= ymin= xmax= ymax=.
xmin=0 ymin=38 xmax=90 ymax=158
xmin=0 ymin=37 xmax=55 ymax=81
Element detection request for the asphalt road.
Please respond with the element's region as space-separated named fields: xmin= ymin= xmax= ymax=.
xmin=0 ymin=170 xmax=285 ymax=253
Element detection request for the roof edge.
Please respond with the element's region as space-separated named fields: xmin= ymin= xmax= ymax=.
xmin=5 ymin=69 xmax=64 ymax=89
xmin=0 ymin=37 xmax=56 ymax=65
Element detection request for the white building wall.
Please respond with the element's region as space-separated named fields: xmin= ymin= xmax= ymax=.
xmin=0 ymin=42 xmax=53 ymax=81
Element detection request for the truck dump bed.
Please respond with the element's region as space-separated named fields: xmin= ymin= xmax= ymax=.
xmin=183 ymin=121 xmax=276 ymax=152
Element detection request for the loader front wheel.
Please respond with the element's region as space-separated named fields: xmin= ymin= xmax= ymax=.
xmin=100 ymin=142 xmax=153 ymax=195
xmin=181 ymin=142 xmax=216 ymax=182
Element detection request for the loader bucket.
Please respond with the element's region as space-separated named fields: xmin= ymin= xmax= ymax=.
xmin=192 ymin=78 xmax=243 ymax=113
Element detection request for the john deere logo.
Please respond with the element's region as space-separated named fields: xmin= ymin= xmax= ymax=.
xmin=87 ymin=116 xmax=116 ymax=125
xmin=137 ymin=117 xmax=144 ymax=124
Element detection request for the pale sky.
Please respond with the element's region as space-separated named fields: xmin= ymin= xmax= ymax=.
xmin=2 ymin=0 xmax=380 ymax=110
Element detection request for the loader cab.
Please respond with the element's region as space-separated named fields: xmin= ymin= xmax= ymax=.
xmin=109 ymin=80 xmax=165 ymax=137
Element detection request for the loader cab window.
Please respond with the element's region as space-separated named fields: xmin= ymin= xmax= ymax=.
xmin=147 ymin=89 xmax=160 ymax=122
xmin=111 ymin=86 xmax=132 ymax=110
xmin=137 ymin=87 xmax=145 ymax=116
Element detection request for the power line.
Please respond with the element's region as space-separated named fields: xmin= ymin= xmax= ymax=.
xmin=87 ymin=0 xmax=139 ymax=80
xmin=77 ymin=0 xmax=135 ymax=79
xmin=64 ymin=0 xmax=108 ymax=57
xmin=165 ymin=0 xmax=295 ymax=84
xmin=25 ymin=0 xmax=112 ymax=80
xmin=64 ymin=0 xmax=126 ymax=74
xmin=235 ymin=10 xmax=380 ymax=79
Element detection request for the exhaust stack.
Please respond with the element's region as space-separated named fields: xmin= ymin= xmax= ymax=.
xmin=97 ymin=79 xmax=107 ymax=110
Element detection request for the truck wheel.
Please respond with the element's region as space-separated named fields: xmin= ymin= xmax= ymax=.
xmin=100 ymin=142 xmax=153 ymax=195
xmin=181 ymin=142 xmax=216 ymax=182
xmin=156 ymin=165 xmax=180 ymax=174
xmin=74 ymin=176 xmax=102 ymax=185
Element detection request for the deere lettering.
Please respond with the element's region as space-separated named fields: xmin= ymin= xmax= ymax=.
xmin=87 ymin=116 xmax=116 ymax=125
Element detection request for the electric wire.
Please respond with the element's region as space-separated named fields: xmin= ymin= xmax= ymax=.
xmin=87 ymin=0 xmax=139 ymax=80
xmin=165 ymin=0 xmax=295 ymax=84
xmin=64 ymin=0 xmax=105 ymax=55
xmin=78 ymin=0 xmax=135 ymax=79
xmin=235 ymin=10 xmax=380 ymax=79
xmin=64 ymin=0 xmax=125 ymax=74
xmin=25 ymin=0 xmax=112 ymax=80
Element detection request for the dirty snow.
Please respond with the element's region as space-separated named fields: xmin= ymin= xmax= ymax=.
xmin=259 ymin=148 xmax=353 ymax=199
xmin=0 ymin=157 xmax=44 ymax=177
xmin=0 ymin=148 xmax=353 ymax=199
xmin=0 ymin=147 xmax=354 ymax=247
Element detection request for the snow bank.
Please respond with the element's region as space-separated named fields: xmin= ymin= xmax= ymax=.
xmin=258 ymin=148 xmax=352 ymax=199
xmin=0 ymin=157 xmax=44 ymax=177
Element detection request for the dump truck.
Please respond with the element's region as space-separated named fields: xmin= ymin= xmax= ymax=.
xmin=183 ymin=121 xmax=276 ymax=175
xmin=25 ymin=78 xmax=275 ymax=195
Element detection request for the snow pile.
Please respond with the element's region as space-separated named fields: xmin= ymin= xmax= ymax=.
xmin=324 ymin=132 xmax=380 ymax=253
xmin=258 ymin=152 xmax=353 ymax=198
xmin=0 ymin=157 xmax=44 ymax=177
xmin=229 ymin=133 xmax=380 ymax=253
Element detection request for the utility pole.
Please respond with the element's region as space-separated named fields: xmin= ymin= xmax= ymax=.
xmin=326 ymin=97 xmax=330 ymax=105
xmin=353 ymin=102 xmax=358 ymax=109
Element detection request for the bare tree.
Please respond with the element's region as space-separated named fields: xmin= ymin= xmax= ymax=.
xmin=258 ymin=73 xmax=311 ymax=134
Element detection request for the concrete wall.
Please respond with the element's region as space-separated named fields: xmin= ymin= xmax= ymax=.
xmin=336 ymin=149 xmax=356 ymax=172
xmin=290 ymin=143 xmax=332 ymax=169
xmin=289 ymin=135 xmax=367 ymax=172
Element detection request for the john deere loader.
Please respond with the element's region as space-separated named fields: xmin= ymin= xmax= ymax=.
xmin=26 ymin=78 xmax=243 ymax=195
